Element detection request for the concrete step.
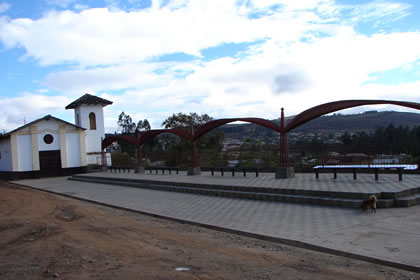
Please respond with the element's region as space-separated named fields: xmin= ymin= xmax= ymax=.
xmin=382 ymin=187 xmax=420 ymax=199
xmin=395 ymin=193 xmax=420 ymax=207
xmin=68 ymin=175 xmax=394 ymax=209
xmin=70 ymin=175 xmax=378 ymax=200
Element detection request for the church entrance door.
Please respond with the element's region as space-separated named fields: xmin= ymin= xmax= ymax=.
xmin=39 ymin=150 xmax=62 ymax=177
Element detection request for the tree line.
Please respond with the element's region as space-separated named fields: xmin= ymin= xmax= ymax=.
xmin=112 ymin=112 xmax=420 ymax=167
xmin=112 ymin=112 xmax=224 ymax=167
xmin=340 ymin=124 xmax=420 ymax=156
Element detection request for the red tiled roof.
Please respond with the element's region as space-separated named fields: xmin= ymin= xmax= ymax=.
xmin=65 ymin=93 xmax=112 ymax=109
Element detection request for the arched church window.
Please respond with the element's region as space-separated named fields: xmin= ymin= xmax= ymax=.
xmin=89 ymin=112 xmax=96 ymax=130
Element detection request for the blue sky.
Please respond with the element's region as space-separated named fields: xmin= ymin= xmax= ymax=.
xmin=0 ymin=0 xmax=419 ymax=132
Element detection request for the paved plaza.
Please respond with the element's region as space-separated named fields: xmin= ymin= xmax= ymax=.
xmin=14 ymin=171 xmax=420 ymax=273
xmin=76 ymin=170 xmax=420 ymax=194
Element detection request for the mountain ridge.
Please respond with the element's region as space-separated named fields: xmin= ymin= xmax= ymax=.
xmin=217 ymin=111 xmax=420 ymax=135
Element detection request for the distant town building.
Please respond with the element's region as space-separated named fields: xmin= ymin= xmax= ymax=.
xmin=372 ymin=155 xmax=402 ymax=164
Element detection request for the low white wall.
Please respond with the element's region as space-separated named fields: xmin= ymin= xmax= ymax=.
xmin=87 ymin=154 xmax=100 ymax=165
xmin=0 ymin=138 xmax=12 ymax=171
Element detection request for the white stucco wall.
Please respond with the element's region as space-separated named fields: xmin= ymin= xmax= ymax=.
xmin=37 ymin=120 xmax=61 ymax=151
xmin=66 ymin=133 xmax=82 ymax=167
xmin=75 ymin=105 xmax=105 ymax=154
xmin=0 ymin=138 xmax=12 ymax=171
xmin=17 ymin=134 xmax=33 ymax=171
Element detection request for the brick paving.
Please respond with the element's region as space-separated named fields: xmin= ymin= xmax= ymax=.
xmin=80 ymin=170 xmax=420 ymax=193
xmin=14 ymin=172 xmax=420 ymax=272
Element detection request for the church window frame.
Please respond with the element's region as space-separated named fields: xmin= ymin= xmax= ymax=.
xmin=89 ymin=112 xmax=97 ymax=130
xmin=43 ymin=134 xmax=54 ymax=144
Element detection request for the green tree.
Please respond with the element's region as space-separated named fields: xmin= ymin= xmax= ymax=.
xmin=161 ymin=112 xmax=213 ymax=128
xmin=161 ymin=112 xmax=225 ymax=167
xmin=116 ymin=112 xmax=151 ymax=156
xmin=118 ymin=112 xmax=136 ymax=134
xmin=118 ymin=112 xmax=151 ymax=134
xmin=136 ymin=119 xmax=151 ymax=132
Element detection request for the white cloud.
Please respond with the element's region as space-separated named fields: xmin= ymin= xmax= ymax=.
xmin=0 ymin=1 xmax=327 ymax=66
xmin=44 ymin=63 xmax=168 ymax=92
xmin=73 ymin=4 xmax=89 ymax=11
xmin=1 ymin=0 xmax=419 ymax=132
xmin=46 ymin=0 xmax=76 ymax=8
xmin=346 ymin=1 xmax=411 ymax=26
xmin=39 ymin=23 xmax=420 ymax=129
xmin=0 ymin=2 xmax=10 ymax=13
xmin=0 ymin=93 xmax=73 ymax=131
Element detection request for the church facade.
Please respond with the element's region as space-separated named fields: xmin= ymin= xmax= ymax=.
xmin=0 ymin=94 xmax=112 ymax=180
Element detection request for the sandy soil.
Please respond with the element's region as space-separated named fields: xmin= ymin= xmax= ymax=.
xmin=0 ymin=182 xmax=418 ymax=280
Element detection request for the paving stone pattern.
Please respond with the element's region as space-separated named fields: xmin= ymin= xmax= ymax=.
xmin=15 ymin=174 xmax=420 ymax=271
xmin=83 ymin=171 xmax=420 ymax=193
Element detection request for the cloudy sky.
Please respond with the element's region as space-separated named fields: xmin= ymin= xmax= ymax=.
xmin=0 ymin=0 xmax=419 ymax=132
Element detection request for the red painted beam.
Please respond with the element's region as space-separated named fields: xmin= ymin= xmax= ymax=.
xmin=102 ymin=135 xmax=137 ymax=150
xmin=138 ymin=128 xmax=191 ymax=146
xmin=286 ymin=100 xmax=420 ymax=132
xmin=194 ymin=117 xmax=280 ymax=140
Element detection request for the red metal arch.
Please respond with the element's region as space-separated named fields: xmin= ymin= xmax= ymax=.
xmin=194 ymin=118 xmax=280 ymax=141
xmin=102 ymin=135 xmax=137 ymax=150
xmin=139 ymin=128 xmax=191 ymax=146
xmin=285 ymin=100 xmax=420 ymax=132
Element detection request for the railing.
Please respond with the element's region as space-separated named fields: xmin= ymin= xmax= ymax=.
xmin=148 ymin=167 xmax=180 ymax=175
xmin=108 ymin=166 xmax=132 ymax=172
xmin=209 ymin=167 xmax=259 ymax=177
xmin=313 ymin=164 xmax=418 ymax=181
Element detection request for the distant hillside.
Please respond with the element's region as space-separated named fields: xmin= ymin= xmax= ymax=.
xmin=217 ymin=111 xmax=420 ymax=135
xmin=291 ymin=111 xmax=420 ymax=133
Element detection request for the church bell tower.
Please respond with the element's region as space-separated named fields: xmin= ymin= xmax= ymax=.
xmin=65 ymin=93 xmax=113 ymax=165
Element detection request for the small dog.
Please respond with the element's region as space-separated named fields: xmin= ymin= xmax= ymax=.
xmin=361 ymin=195 xmax=377 ymax=213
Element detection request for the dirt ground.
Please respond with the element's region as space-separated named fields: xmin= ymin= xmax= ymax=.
xmin=0 ymin=182 xmax=419 ymax=280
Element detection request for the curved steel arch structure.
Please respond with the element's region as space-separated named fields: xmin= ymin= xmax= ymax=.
xmin=194 ymin=117 xmax=280 ymax=141
xmin=102 ymin=128 xmax=192 ymax=150
xmin=102 ymin=128 xmax=193 ymax=171
xmin=100 ymin=99 xmax=420 ymax=177
xmin=285 ymin=100 xmax=420 ymax=132
xmin=138 ymin=128 xmax=191 ymax=145
xmin=102 ymin=135 xmax=137 ymax=150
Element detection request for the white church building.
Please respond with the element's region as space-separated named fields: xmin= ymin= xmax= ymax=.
xmin=0 ymin=94 xmax=112 ymax=180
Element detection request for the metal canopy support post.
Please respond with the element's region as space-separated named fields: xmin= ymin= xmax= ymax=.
xmin=188 ymin=124 xmax=201 ymax=175
xmin=276 ymin=108 xmax=295 ymax=179
xmin=100 ymin=137 xmax=108 ymax=171
xmin=135 ymin=144 xmax=145 ymax=173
